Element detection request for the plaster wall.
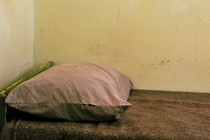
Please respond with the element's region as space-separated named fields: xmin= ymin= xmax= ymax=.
xmin=35 ymin=0 xmax=210 ymax=93
xmin=0 ymin=0 xmax=34 ymax=89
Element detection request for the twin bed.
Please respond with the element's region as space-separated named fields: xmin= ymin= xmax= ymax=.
xmin=0 ymin=62 xmax=210 ymax=140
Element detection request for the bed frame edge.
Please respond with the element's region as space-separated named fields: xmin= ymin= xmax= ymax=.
xmin=0 ymin=97 xmax=6 ymax=136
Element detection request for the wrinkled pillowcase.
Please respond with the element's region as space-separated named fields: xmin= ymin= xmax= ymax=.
xmin=6 ymin=61 xmax=133 ymax=121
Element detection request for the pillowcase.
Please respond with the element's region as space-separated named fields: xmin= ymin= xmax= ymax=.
xmin=6 ymin=61 xmax=133 ymax=121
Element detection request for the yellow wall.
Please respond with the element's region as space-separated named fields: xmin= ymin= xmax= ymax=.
xmin=0 ymin=0 xmax=34 ymax=89
xmin=35 ymin=0 xmax=210 ymax=93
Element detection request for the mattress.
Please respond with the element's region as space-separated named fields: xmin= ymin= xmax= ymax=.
xmin=1 ymin=90 xmax=210 ymax=140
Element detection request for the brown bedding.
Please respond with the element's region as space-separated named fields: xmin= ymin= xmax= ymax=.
xmin=1 ymin=90 xmax=210 ymax=140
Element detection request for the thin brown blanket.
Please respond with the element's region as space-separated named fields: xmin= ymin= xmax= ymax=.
xmin=1 ymin=90 xmax=210 ymax=140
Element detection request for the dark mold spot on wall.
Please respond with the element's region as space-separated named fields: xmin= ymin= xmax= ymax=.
xmin=160 ymin=59 xmax=171 ymax=65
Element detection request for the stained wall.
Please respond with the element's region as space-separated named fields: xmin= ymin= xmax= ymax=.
xmin=35 ymin=0 xmax=210 ymax=93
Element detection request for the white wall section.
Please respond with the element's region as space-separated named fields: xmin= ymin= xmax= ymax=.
xmin=0 ymin=0 xmax=34 ymax=89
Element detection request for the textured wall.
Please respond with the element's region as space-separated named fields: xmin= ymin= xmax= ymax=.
xmin=35 ymin=0 xmax=210 ymax=93
xmin=0 ymin=0 xmax=34 ymax=89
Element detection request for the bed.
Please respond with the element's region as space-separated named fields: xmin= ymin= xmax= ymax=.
xmin=1 ymin=61 xmax=210 ymax=140
xmin=1 ymin=90 xmax=210 ymax=140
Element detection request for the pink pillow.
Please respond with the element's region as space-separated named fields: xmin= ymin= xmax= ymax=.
xmin=6 ymin=62 xmax=133 ymax=121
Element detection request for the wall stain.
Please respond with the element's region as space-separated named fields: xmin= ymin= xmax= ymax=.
xmin=178 ymin=58 xmax=184 ymax=63
xmin=39 ymin=28 xmax=45 ymax=34
xmin=160 ymin=59 xmax=170 ymax=65
xmin=117 ymin=8 xmax=121 ymax=21
xmin=148 ymin=59 xmax=171 ymax=67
